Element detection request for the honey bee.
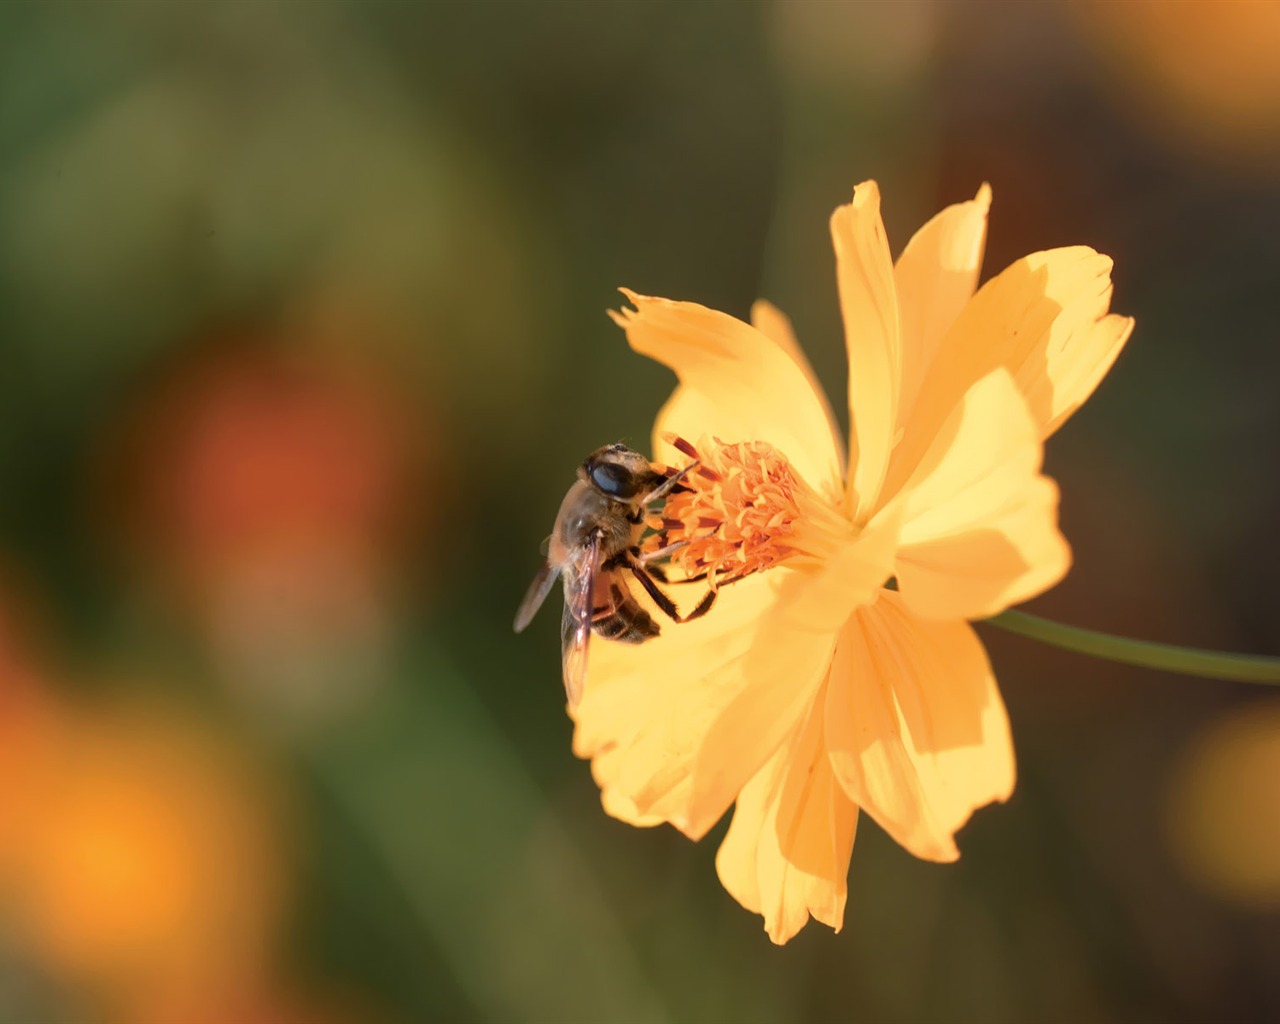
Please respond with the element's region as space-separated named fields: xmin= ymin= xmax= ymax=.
xmin=513 ymin=443 xmax=714 ymax=706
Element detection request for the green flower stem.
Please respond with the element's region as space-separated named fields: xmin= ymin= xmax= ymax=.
xmin=983 ymin=609 xmax=1280 ymax=685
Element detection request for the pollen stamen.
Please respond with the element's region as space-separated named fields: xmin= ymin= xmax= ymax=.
xmin=642 ymin=433 xmax=849 ymax=590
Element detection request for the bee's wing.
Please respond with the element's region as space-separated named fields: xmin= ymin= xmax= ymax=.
xmin=513 ymin=557 xmax=561 ymax=633
xmin=560 ymin=533 xmax=601 ymax=707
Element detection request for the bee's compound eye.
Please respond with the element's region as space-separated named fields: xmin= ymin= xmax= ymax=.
xmin=589 ymin=461 xmax=637 ymax=498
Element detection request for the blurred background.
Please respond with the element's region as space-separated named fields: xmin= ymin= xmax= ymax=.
xmin=0 ymin=1 xmax=1278 ymax=1021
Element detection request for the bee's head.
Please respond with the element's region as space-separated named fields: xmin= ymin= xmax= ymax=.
xmin=580 ymin=444 xmax=655 ymax=500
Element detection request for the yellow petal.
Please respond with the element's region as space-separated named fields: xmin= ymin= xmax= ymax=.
xmin=831 ymin=181 xmax=901 ymax=521
xmin=783 ymin=497 xmax=902 ymax=635
xmin=598 ymin=787 xmax=664 ymax=828
xmin=825 ymin=592 xmax=1015 ymax=862
xmin=570 ymin=573 xmax=832 ymax=842
xmin=892 ymin=369 xmax=1071 ymax=621
xmin=571 ymin=510 xmax=899 ymax=842
xmin=957 ymin=247 xmax=1134 ymax=438
xmin=612 ymin=290 xmax=843 ymax=496
xmin=888 ymin=247 xmax=1132 ymax=499
xmin=715 ymin=680 xmax=859 ymax=945
xmin=750 ymin=299 xmax=846 ymax=473
xmin=893 ymin=184 xmax=990 ymax=427
xmin=649 ymin=385 xmax=720 ymax=466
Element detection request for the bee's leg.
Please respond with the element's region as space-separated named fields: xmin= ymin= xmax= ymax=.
xmin=681 ymin=587 xmax=716 ymax=621
xmin=627 ymin=546 xmax=675 ymax=584
xmin=637 ymin=539 xmax=688 ymax=564
xmin=637 ymin=563 xmax=716 ymax=588
xmin=625 ymin=560 xmax=681 ymax=622
xmin=639 ymin=460 xmax=699 ymax=505
xmin=625 ymin=556 xmax=717 ymax=624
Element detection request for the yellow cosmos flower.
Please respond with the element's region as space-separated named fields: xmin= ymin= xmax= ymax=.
xmin=570 ymin=181 xmax=1133 ymax=944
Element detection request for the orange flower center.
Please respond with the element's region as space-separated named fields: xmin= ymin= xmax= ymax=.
xmin=643 ymin=434 xmax=848 ymax=588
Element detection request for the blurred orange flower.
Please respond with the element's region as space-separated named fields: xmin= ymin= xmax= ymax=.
xmin=572 ymin=181 xmax=1133 ymax=943
xmin=1074 ymin=0 xmax=1280 ymax=168
xmin=104 ymin=326 xmax=435 ymax=725
xmin=1166 ymin=700 xmax=1280 ymax=908
xmin=3 ymin=699 xmax=287 ymax=1017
